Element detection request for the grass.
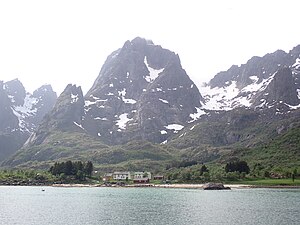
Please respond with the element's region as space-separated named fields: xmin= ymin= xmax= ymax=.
xmin=228 ymin=178 xmax=300 ymax=186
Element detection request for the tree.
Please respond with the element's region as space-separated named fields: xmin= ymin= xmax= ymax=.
xmin=76 ymin=170 xmax=85 ymax=181
xmin=225 ymin=161 xmax=250 ymax=174
xmin=73 ymin=161 xmax=84 ymax=172
xmin=84 ymin=161 xmax=93 ymax=177
xmin=50 ymin=160 xmax=93 ymax=180
xmin=64 ymin=161 xmax=74 ymax=176
xmin=200 ymin=165 xmax=209 ymax=175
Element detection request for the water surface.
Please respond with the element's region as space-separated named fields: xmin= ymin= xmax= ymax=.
xmin=0 ymin=186 xmax=299 ymax=225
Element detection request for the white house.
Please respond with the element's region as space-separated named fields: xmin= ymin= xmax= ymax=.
xmin=113 ymin=172 xmax=131 ymax=180
xmin=134 ymin=172 xmax=152 ymax=180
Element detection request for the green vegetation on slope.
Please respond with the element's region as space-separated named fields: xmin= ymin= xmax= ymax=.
xmin=224 ymin=126 xmax=300 ymax=171
xmin=1 ymin=131 xmax=179 ymax=172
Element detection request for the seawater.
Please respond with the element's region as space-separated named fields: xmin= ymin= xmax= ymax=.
xmin=0 ymin=186 xmax=299 ymax=225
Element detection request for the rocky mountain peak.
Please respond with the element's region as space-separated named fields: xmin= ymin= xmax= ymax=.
xmin=252 ymin=67 xmax=300 ymax=109
xmin=48 ymin=84 xmax=84 ymax=131
xmin=4 ymin=78 xmax=26 ymax=106
xmin=202 ymin=45 xmax=300 ymax=112
xmin=0 ymin=80 xmax=57 ymax=162
xmin=0 ymin=81 xmax=19 ymax=132
xmin=82 ymin=37 xmax=203 ymax=144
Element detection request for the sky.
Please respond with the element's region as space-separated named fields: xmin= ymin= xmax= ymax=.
xmin=1 ymin=0 xmax=300 ymax=95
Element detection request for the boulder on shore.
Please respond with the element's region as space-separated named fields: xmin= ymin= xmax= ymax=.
xmin=203 ymin=183 xmax=231 ymax=190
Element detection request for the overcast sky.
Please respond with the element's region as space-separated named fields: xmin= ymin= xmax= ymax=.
xmin=1 ymin=0 xmax=300 ymax=95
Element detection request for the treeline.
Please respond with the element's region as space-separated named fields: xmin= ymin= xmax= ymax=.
xmin=165 ymin=160 xmax=251 ymax=182
xmin=49 ymin=161 xmax=93 ymax=180
xmin=225 ymin=161 xmax=250 ymax=174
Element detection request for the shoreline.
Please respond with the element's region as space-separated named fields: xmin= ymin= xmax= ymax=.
xmin=50 ymin=183 xmax=300 ymax=189
xmin=1 ymin=183 xmax=300 ymax=189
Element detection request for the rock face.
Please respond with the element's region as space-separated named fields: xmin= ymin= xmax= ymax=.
xmin=25 ymin=84 xmax=84 ymax=147
xmin=3 ymin=39 xmax=300 ymax=170
xmin=83 ymin=37 xmax=203 ymax=144
xmin=201 ymin=46 xmax=300 ymax=111
xmin=0 ymin=79 xmax=57 ymax=161
xmin=252 ymin=67 xmax=300 ymax=108
xmin=203 ymin=183 xmax=231 ymax=190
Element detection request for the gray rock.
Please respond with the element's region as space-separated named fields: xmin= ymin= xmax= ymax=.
xmin=203 ymin=183 xmax=231 ymax=190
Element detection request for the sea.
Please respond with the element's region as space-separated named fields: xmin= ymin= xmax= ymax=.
xmin=0 ymin=186 xmax=299 ymax=225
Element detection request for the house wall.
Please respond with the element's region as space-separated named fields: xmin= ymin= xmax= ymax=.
xmin=113 ymin=172 xmax=131 ymax=180
xmin=134 ymin=172 xmax=152 ymax=179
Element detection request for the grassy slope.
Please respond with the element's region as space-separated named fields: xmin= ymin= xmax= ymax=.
xmin=2 ymin=108 xmax=300 ymax=173
xmin=224 ymin=127 xmax=300 ymax=170
xmin=2 ymin=131 xmax=179 ymax=171
xmin=168 ymin=108 xmax=300 ymax=170
xmin=229 ymin=178 xmax=300 ymax=186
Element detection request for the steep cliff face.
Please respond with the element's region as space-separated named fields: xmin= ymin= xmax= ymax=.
xmin=252 ymin=67 xmax=300 ymax=109
xmin=3 ymin=40 xmax=300 ymax=170
xmin=83 ymin=37 xmax=203 ymax=144
xmin=24 ymin=84 xmax=85 ymax=147
xmin=1 ymin=37 xmax=203 ymax=167
xmin=201 ymin=45 xmax=300 ymax=111
xmin=0 ymin=81 xmax=19 ymax=133
xmin=0 ymin=79 xmax=57 ymax=162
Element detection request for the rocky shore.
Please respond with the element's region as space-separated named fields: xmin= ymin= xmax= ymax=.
xmin=0 ymin=180 xmax=51 ymax=186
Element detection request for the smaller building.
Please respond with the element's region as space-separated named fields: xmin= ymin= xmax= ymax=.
xmin=102 ymin=173 xmax=113 ymax=182
xmin=113 ymin=172 xmax=131 ymax=180
xmin=133 ymin=177 xmax=150 ymax=183
xmin=153 ymin=175 xmax=164 ymax=180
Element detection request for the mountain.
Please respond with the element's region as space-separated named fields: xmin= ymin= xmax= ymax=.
xmin=168 ymin=46 xmax=300 ymax=168
xmin=201 ymin=46 xmax=300 ymax=111
xmin=2 ymin=39 xmax=300 ymax=172
xmin=83 ymin=37 xmax=203 ymax=144
xmin=2 ymin=37 xmax=202 ymax=169
xmin=0 ymin=79 xmax=57 ymax=161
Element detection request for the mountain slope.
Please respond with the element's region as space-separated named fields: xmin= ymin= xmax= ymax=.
xmin=2 ymin=40 xmax=300 ymax=171
xmin=0 ymin=79 xmax=57 ymax=162
xmin=83 ymin=37 xmax=203 ymax=144
xmin=3 ymin=37 xmax=200 ymax=168
xmin=201 ymin=46 xmax=300 ymax=111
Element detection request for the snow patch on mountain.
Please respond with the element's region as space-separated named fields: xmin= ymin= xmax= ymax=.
xmin=11 ymin=93 xmax=39 ymax=132
xmin=94 ymin=117 xmax=108 ymax=121
xmin=292 ymin=58 xmax=300 ymax=69
xmin=144 ymin=56 xmax=164 ymax=82
xmin=159 ymin=99 xmax=169 ymax=104
xmin=84 ymin=96 xmax=108 ymax=111
xmin=201 ymin=73 xmax=276 ymax=110
xmin=160 ymin=130 xmax=167 ymax=134
xmin=118 ymin=88 xmax=137 ymax=104
xmin=189 ymin=107 xmax=206 ymax=122
xmin=116 ymin=113 xmax=133 ymax=130
xmin=71 ymin=94 xmax=79 ymax=103
xmin=201 ymin=81 xmax=239 ymax=110
xmin=165 ymin=124 xmax=184 ymax=133
xmin=8 ymin=95 xmax=16 ymax=103
xmin=13 ymin=94 xmax=38 ymax=117
xmin=284 ymin=102 xmax=300 ymax=110
xmin=73 ymin=121 xmax=85 ymax=130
